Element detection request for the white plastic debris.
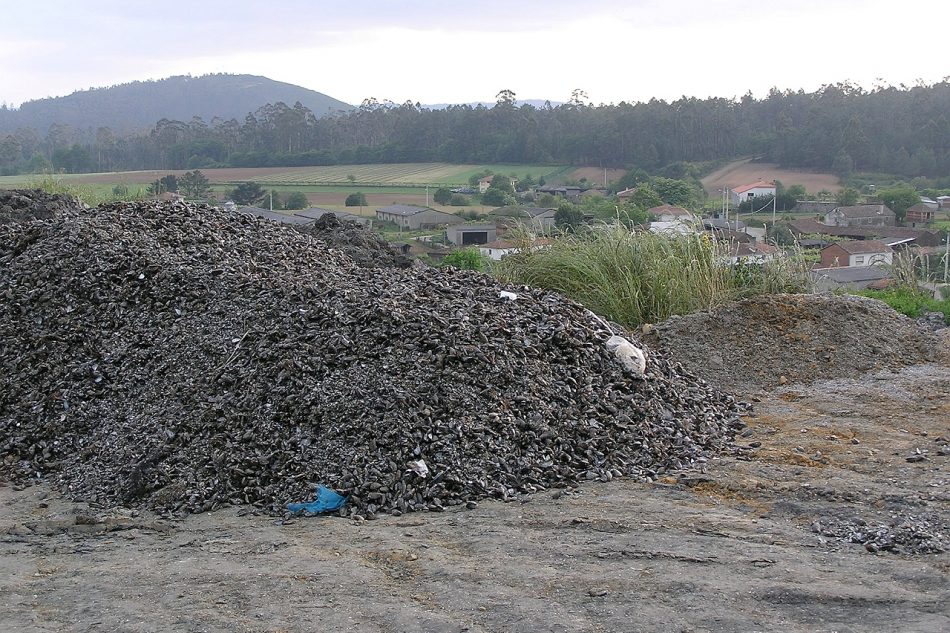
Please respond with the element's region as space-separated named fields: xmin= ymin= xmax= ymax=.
xmin=605 ymin=335 xmax=647 ymax=378
xmin=408 ymin=459 xmax=430 ymax=478
xmin=499 ymin=291 xmax=518 ymax=301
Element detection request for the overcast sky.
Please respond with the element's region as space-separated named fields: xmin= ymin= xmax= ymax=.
xmin=2 ymin=0 xmax=948 ymax=108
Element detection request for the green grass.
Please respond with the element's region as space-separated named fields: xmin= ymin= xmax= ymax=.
xmin=227 ymin=163 xmax=567 ymax=187
xmin=494 ymin=224 xmax=812 ymax=328
xmin=856 ymin=287 xmax=950 ymax=324
xmin=251 ymin=184 xmax=429 ymax=194
xmin=445 ymin=164 xmax=570 ymax=184
xmin=2 ymin=163 xmax=570 ymax=191
xmin=12 ymin=175 xmax=148 ymax=206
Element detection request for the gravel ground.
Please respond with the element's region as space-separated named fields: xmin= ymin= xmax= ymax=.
xmin=2 ymin=362 xmax=947 ymax=632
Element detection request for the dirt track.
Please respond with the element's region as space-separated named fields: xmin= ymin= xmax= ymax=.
xmin=2 ymin=362 xmax=947 ymax=632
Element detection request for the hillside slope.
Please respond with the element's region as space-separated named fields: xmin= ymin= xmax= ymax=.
xmin=0 ymin=74 xmax=353 ymax=134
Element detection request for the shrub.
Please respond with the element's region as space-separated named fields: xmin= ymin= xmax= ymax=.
xmin=283 ymin=191 xmax=309 ymax=210
xmin=441 ymin=248 xmax=489 ymax=272
xmin=481 ymin=187 xmax=509 ymax=206
xmin=345 ymin=192 xmax=367 ymax=206
xmin=433 ymin=188 xmax=452 ymax=205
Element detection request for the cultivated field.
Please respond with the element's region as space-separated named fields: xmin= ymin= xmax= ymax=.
xmin=702 ymin=158 xmax=841 ymax=195
xmin=0 ymin=163 xmax=569 ymax=189
xmin=566 ymin=166 xmax=627 ymax=186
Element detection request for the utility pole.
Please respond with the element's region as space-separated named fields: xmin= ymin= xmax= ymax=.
xmin=944 ymin=231 xmax=949 ymax=285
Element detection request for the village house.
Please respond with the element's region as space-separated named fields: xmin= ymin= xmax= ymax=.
xmin=729 ymin=181 xmax=775 ymax=207
xmin=905 ymin=203 xmax=936 ymax=228
xmin=294 ymin=207 xmax=372 ymax=227
xmin=823 ymin=204 xmax=896 ymax=227
xmin=478 ymin=238 xmax=552 ymax=261
xmin=787 ymin=217 xmax=943 ymax=247
xmin=537 ymin=185 xmax=582 ymax=200
xmin=648 ymin=204 xmax=696 ymax=223
xmin=937 ymin=196 xmax=950 ymax=209
xmin=792 ymin=200 xmax=839 ymax=214
xmin=648 ymin=219 xmax=693 ymax=235
xmin=811 ymin=265 xmax=892 ymax=292
xmin=389 ymin=240 xmax=452 ymax=264
xmin=478 ymin=175 xmax=518 ymax=193
xmin=489 ymin=206 xmax=558 ymax=233
xmin=719 ymin=241 xmax=780 ymax=265
xmin=376 ymin=204 xmax=459 ymax=231
xmin=157 ymin=191 xmax=185 ymax=202
xmin=444 ymin=222 xmax=498 ymax=246
xmin=819 ymin=240 xmax=893 ymax=268
xmin=237 ymin=206 xmax=315 ymax=226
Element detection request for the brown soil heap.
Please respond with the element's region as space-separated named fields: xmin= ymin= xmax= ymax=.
xmin=644 ymin=293 xmax=943 ymax=394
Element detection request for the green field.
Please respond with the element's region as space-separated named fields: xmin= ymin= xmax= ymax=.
xmin=215 ymin=163 xmax=569 ymax=187
xmin=0 ymin=163 xmax=570 ymax=190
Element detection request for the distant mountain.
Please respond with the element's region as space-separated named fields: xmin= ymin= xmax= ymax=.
xmin=421 ymin=99 xmax=564 ymax=110
xmin=0 ymin=74 xmax=353 ymax=134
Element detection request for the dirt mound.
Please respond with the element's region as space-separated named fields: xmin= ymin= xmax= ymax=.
xmin=295 ymin=212 xmax=413 ymax=268
xmin=0 ymin=199 xmax=743 ymax=517
xmin=644 ymin=294 xmax=942 ymax=394
xmin=0 ymin=189 xmax=82 ymax=223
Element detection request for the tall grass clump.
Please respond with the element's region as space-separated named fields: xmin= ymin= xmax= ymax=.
xmin=28 ymin=174 xmax=147 ymax=206
xmin=495 ymin=224 xmax=725 ymax=327
xmin=28 ymin=174 xmax=99 ymax=205
xmin=495 ymin=223 xmax=813 ymax=328
xmin=726 ymin=247 xmax=813 ymax=298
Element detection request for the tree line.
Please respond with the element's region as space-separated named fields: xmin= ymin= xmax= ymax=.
xmin=1 ymin=80 xmax=948 ymax=180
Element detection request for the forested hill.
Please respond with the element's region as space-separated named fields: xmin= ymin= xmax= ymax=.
xmin=1 ymin=81 xmax=948 ymax=180
xmin=0 ymin=74 xmax=353 ymax=135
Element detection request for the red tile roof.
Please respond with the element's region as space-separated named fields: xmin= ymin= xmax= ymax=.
xmin=825 ymin=240 xmax=892 ymax=255
xmin=732 ymin=181 xmax=775 ymax=194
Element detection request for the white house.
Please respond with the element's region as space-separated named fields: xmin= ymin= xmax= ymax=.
xmin=647 ymin=204 xmax=696 ymax=223
xmin=478 ymin=175 xmax=518 ymax=193
xmin=719 ymin=241 xmax=780 ymax=265
xmin=648 ymin=220 xmax=693 ymax=236
xmin=478 ymin=238 xmax=552 ymax=261
xmin=729 ymin=181 xmax=775 ymax=207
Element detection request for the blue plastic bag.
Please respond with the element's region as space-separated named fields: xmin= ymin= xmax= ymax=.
xmin=287 ymin=485 xmax=348 ymax=514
